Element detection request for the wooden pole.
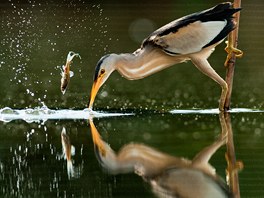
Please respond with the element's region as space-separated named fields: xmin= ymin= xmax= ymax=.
xmin=224 ymin=0 xmax=242 ymax=110
xmin=219 ymin=113 xmax=243 ymax=198
xmin=224 ymin=113 xmax=243 ymax=198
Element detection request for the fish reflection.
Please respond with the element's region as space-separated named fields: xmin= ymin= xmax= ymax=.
xmin=60 ymin=51 xmax=81 ymax=94
xmin=60 ymin=127 xmax=83 ymax=179
xmin=89 ymin=118 xmax=232 ymax=198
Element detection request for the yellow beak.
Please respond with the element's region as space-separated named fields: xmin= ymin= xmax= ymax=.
xmin=89 ymin=119 xmax=106 ymax=156
xmin=88 ymin=76 xmax=103 ymax=109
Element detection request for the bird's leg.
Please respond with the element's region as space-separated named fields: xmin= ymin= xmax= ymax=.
xmin=224 ymin=34 xmax=243 ymax=67
xmin=192 ymin=131 xmax=227 ymax=176
xmin=219 ymin=83 xmax=228 ymax=111
xmin=191 ymin=56 xmax=228 ymax=111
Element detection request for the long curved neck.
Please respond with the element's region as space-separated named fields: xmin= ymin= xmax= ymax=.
xmin=115 ymin=47 xmax=185 ymax=80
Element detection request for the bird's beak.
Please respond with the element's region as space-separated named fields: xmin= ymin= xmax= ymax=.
xmin=88 ymin=76 xmax=103 ymax=109
xmin=89 ymin=119 xmax=106 ymax=156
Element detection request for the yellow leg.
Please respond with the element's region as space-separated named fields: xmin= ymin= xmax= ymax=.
xmin=225 ymin=152 xmax=244 ymax=185
xmin=224 ymin=35 xmax=243 ymax=67
xmin=219 ymin=83 xmax=228 ymax=111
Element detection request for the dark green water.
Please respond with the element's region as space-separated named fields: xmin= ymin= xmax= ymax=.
xmin=0 ymin=1 xmax=264 ymax=197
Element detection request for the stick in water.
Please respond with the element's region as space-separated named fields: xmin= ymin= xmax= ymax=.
xmin=224 ymin=0 xmax=243 ymax=110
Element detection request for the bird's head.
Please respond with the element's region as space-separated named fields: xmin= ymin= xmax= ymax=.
xmin=89 ymin=54 xmax=117 ymax=109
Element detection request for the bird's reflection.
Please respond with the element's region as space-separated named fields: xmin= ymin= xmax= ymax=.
xmin=89 ymin=114 xmax=241 ymax=198
xmin=60 ymin=127 xmax=83 ymax=179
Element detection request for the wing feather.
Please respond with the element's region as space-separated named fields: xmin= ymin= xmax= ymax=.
xmin=142 ymin=2 xmax=241 ymax=55
xmin=153 ymin=21 xmax=226 ymax=55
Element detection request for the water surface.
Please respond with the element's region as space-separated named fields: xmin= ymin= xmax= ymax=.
xmin=1 ymin=1 xmax=264 ymax=197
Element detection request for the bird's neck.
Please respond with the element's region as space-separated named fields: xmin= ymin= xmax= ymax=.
xmin=115 ymin=47 xmax=182 ymax=80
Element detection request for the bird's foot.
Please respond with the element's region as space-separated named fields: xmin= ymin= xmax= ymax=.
xmin=225 ymin=153 xmax=244 ymax=173
xmin=224 ymin=41 xmax=243 ymax=67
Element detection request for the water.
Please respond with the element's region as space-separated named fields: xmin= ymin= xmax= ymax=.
xmin=1 ymin=110 xmax=264 ymax=197
xmin=0 ymin=106 xmax=132 ymax=123
xmin=1 ymin=1 xmax=264 ymax=197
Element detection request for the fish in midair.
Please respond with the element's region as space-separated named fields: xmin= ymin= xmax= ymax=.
xmin=60 ymin=51 xmax=81 ymax=94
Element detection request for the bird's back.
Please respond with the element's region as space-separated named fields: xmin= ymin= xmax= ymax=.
xmin=142 ymin=2 xmax=241 ymax=53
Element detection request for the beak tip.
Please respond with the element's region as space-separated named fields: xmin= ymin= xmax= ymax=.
xmin=89 ymin=80 xmax=101 ymax=111
xmin=88 ymin=98 xmax=93 ymax=109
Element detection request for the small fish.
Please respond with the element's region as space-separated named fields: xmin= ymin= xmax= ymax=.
xmin=60 ymin=51 xmax=81 ymax=94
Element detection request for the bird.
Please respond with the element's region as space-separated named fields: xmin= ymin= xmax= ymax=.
xmin=88 ymin=2 xmax=242 ymax=111
xmin=88 ymin=119 xmax=232 ymax=198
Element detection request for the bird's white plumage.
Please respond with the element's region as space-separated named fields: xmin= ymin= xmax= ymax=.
xmin=155 ymin=21 xmax=227 ymax=55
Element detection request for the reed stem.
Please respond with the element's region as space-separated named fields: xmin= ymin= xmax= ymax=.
xmin=224 ymin=0 xmax=242 ymax=110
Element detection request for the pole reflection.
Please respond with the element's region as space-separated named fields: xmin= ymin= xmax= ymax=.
xmin=220 ymin=113 xmax=243 ymax=198
xmin=89 ymin=114 xmax=243 ymax=198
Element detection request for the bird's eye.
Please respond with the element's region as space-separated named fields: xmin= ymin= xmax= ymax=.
xmin=100 ymin=69 xmax=105 ymax=75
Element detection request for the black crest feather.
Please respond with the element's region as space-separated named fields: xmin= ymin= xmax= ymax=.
xmin=94 ymin=54 xmax=110 ymax=81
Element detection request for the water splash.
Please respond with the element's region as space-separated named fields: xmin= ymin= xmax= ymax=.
xmin=0 ymin=106 xmax=262 ymax=123
xmin=0 ymin=1 xmax=112 ymax=108
xmin=0 ymin=106 xmax=132 ymax=123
